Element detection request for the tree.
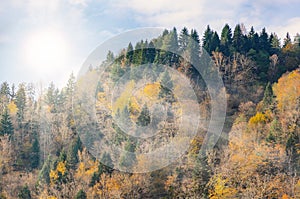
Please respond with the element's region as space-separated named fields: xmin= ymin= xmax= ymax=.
xmin=15 ymin=83 xmax=26 ymax=125
xmin=67 ymin=136 xmax=82 ymax=169
xmin=232 ymin=24 xmax=244 ymax=53
xmin=262 ymin=82 xmax=274 ymax=109
xmin=220 ymin=24 xmax=232 ymax=56
xmin=211 ymin=31 xmax=220 ymax=52
xmin=179 ymin=27 xmax=189 ymax=53
xmin=202 ymin=25 xmax=214 ymax=53
xmin=136 ymin=104 xmax=151 ymax=127
xmin=0 ymin=109 xmax=14 ymax=136
xmin=75 ymin=190 xmax=87 ymax=199
xmin=259 ymin=28 xmax=271 ymax=53
xmin=158 ymin=70 xmax=175 ymax=103
xmin=126 ymin=42 xmax=134 ymax=64
xmin=30 ymin=135 xmax=40 ymax=169
xmin=283 ymin=32 xmax=292 ymax=48
xmin=17 ymin=185 xmax=31 ymax=199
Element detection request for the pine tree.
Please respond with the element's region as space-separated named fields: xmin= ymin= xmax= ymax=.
xmin=202 ymin=25 xmax=214 ymax=53
xmin=262 ymin=82 xmax=274 ymax=109
xmin=119 ymin=139 xmax=136 ymax=169
xmin=159 ymin=70 xmax=175 ymax=103
xmin=283 ymin=32 xmax=292 ymax=48
xmin=232 ymin=24 xmax=244 ymax=53
xmin=220 ymin=24 xmax=232 ymax=56
xmin=17 ymin=185 xmax=31 ymax=199
xmin=136 ymin=104 xmax=151 ymax=127
xmin=126 ymin=42 xmax=134 ymax=65
xmin=259 ymin=28 xmax=271 ymax=53
xmin=30 ymin=135 xmax=40 ymax=169
xmin=179 ymin=27 xmax=189 ymax=53
xmin=16 ymin=83 xmax=26 ymax=124
xmin=75 ymin=190 xmax=87 ymax=199
xmin=38 ymin=155 xmax=52 ymax=184
xmin=67 ymin=136 xmax=82 ymax=169
xmin=210 ymin=31 xmax=220 ymax=52
xmin=0 ymin=109 xmax=14 ymax=136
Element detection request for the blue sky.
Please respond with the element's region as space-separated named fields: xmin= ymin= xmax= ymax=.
xmin=0 ymin=0 xmax=300 ymax=87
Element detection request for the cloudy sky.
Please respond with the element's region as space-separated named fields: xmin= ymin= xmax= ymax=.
xmin=0 ymin=0 xmax=300 ymax=87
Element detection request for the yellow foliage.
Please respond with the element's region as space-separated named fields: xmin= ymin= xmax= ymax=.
xmin=129 ymin=96 xmax=140 ymax=117
xmin=56 ymin=161 xmax=66 ymax=175
xmin=76 ymin=162 xmax=85 ymax=178
xmin=208 ymin=175 xmax=237 ymax=199
xmin=249 ymin=112 xmax=267 ymax=125
xmin=47 ymin=197 xmax=57 ymax=199
xmin=7 ymin=101 xmax=17 ymax=116
xmin=49 ymin=170 xmax=58 ymax=181
xmin=113 ymin=80 xmax=135 ymax=114
xmin=97 ymin=92 xmax=106 ymax=103
xmin=143 ymin=82 xmax=160 ymax=99
xmin=273 ymin=70 xmax=300 ymax=112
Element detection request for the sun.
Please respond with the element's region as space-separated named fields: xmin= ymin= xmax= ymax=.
xmin=23 ymin=29 xmax=69 ymax=77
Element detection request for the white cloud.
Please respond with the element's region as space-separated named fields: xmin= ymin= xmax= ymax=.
xmin=269 ymin=17 xmax=300 ymax=41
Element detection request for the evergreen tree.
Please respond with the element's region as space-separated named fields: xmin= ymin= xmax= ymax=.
xmin=270 ymin=33 xmax=281 ymax=53
xmin=75 ymin=190 xmax=87 ymax=199
xmin=146 ymin=41 xmax=156 ymax=63
xmin=259 ymin=28 xmax=271 ymax=53
xmin=283 ymin=32 xmax=292 ymax=48
xmin=159 ymin=70 xmax=175 ymax=103
xmin=119 ymin=139 xmax=136 ymax=169
xmin=38 ymin=155 xmax=52 ymax=184
xmin=0 ymin=82 xmax=10 ymax=98
xmin=126 ymin=42 xmax=134 ymax=63
xmin=262 ymin=82 xmax=274 ymax=109
xmin=136 ymin=104 xmax=151 ymax=127
xmin=179 ymin=27 xmax=189 ymax=53
xmin=100 ymin=152 xmax=114 ymax=174
xmin=220 ymin=24 xmax=232 ymax=56
xmin=106 ymin=50 xmax=114 ymax=63
xmin=184 ymin=29 xmax=201 ymax=77
xmin=132 ymin=41 xmax=144 ymax=65
xmin=0 ymin=109 xmax=14 ymax=136
xmin=17 ymin=185 xmax=31 ymax=199
xmin=30 ymin=135 xmax=40 ymax=169
xmin=210 ymin=31 xmax=220 ymax=52
xmin=16 ymin=83 xmax=26 ymax=124
xmin=202 ymin=25 xmax=214 ymax=53
xmin=110 ymin=63 xmax=125 ymax=82
xmin=67 ymin=136 xmax=82 ymax=169
xmin=232 ymin=24 xmax=244 ymax=53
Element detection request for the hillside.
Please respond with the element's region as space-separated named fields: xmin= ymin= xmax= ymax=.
xmin=0 ymin=24 xmax=300 ymax=198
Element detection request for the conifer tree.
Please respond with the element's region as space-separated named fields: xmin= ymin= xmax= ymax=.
xmin=0 ymin=109 xmax=14 ymax=136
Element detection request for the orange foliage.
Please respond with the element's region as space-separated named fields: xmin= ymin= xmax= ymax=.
xmin=273 ymin=70 xmax=300 ymax=112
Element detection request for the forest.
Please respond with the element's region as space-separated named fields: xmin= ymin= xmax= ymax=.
xmin=0 ymin=23 xmax=300 ymax=198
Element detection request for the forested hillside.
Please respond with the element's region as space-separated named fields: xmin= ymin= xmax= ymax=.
xmin=0 ymin=24 xmax=300 ymax=198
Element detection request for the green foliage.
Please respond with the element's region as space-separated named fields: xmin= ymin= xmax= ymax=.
xmin=262 ymin=82 xmax=274 ymax=109
xmin=67 ymin=136 xmax=82 ymax=169
xmin=30 ymin=136 xmax=40 ymax=169
xmin=136 ymin=104 xmax=151 ymax=127
xmin=159 ymin=70 xmax=175 ymax=103
xmin=75 ymin=189 xmax=87 ymax=199
xmin=0 ymin=109 xmax=14 ymax=136
xmin=15 ymin=83 xmax=26 ymax=124
xmin=220 ymin=24 xmax=232 ymax=56
xmin=38 ymin=155 xmax=52 ymax=184
xmin=17 ymin=185 xmax=31 ymax=199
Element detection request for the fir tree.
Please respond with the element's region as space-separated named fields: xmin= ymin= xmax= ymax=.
xmin=0 ymin=109 xmax=14 ymax=136
xmin=136 ymin=104 xmax=151 ymax=127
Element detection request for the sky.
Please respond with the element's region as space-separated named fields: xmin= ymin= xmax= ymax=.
xmin=0 ymin=0 xmax=300 ymax=87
